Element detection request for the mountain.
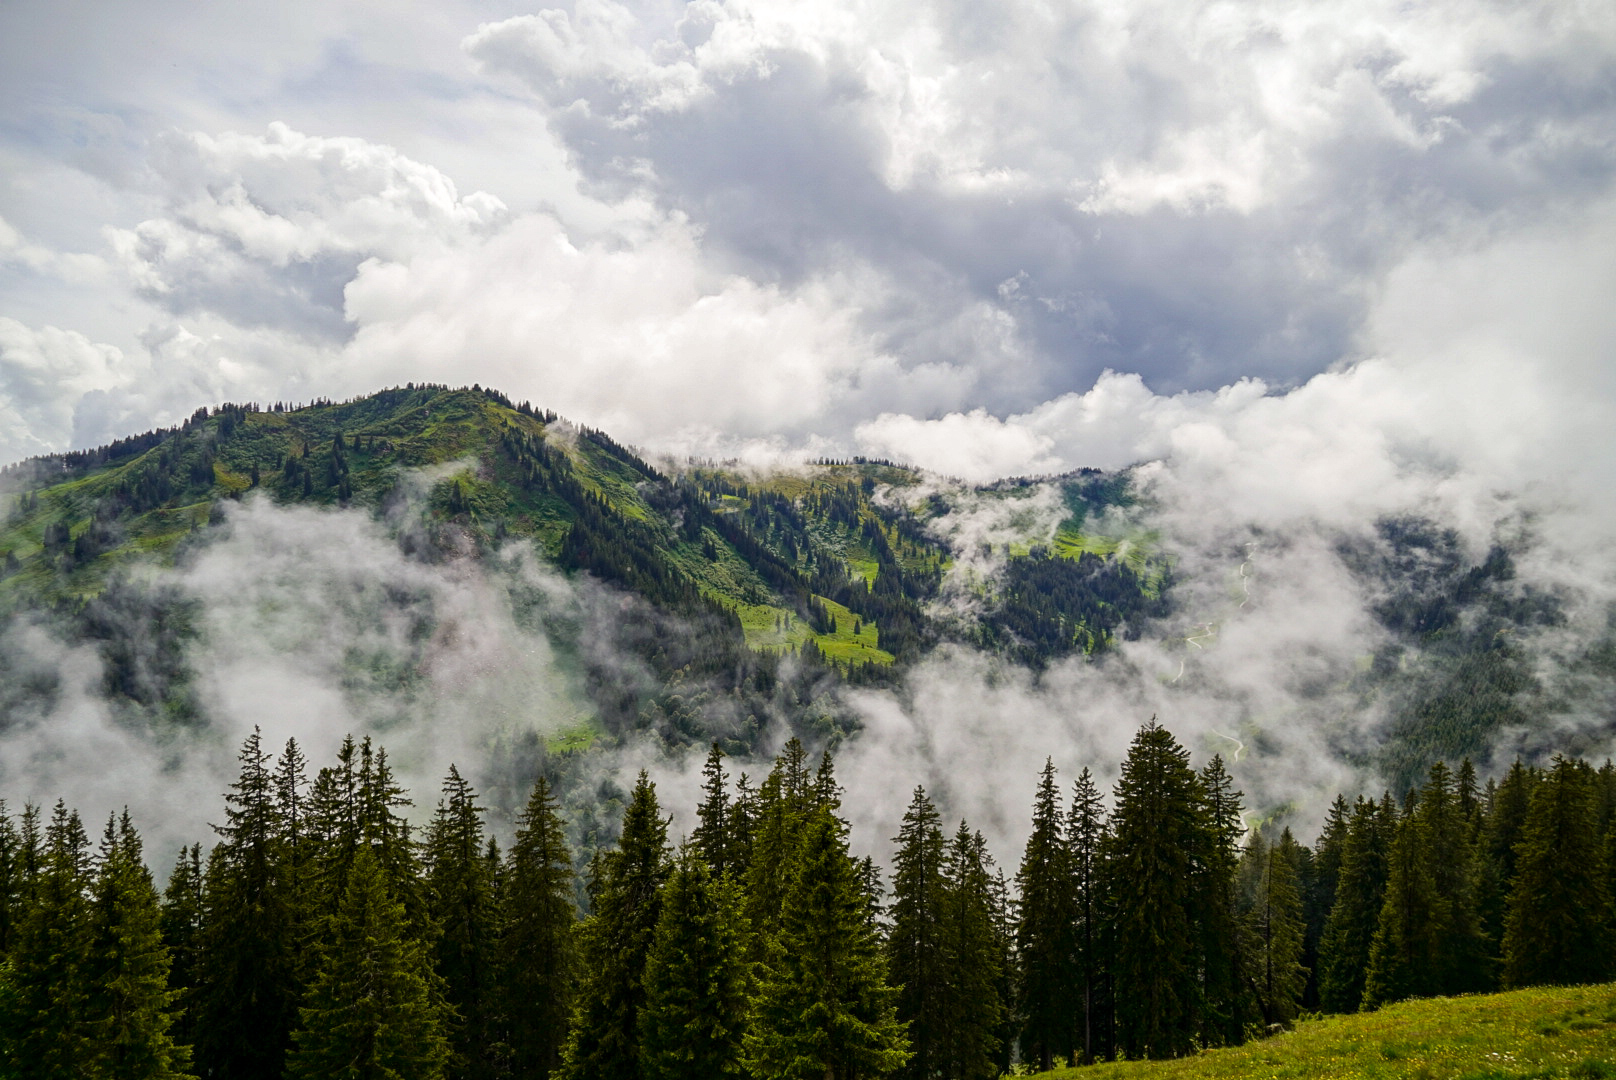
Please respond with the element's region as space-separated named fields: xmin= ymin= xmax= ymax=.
xmin=0 ymin=384 xmax=1605 ymax=798
xmin=0 ymin=385 xmax=1166 ymax=761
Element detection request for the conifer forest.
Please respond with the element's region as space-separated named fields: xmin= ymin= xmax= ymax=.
xmin=3 ymin=392 xmax=1616 ymax=1078
xmin=7 ymin=0 xmax=1616 ymax=1073
xmin=3 ymin=718 xmax=1614 ymax=1080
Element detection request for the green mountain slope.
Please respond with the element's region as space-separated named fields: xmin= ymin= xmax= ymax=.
xmin=2 ymin=384 xmax=1585 ymax=782
xmin=1051 ymin=982 xmax=1616 ymax=1079
xmin=0 ymin=385 xmax=1166 ymax=756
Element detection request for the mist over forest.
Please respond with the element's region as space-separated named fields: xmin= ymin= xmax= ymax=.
xmin=3 ymin=0 xmax=1616 ymax=1074
xmin=1 ymin=384 xmax=1611 ymax=876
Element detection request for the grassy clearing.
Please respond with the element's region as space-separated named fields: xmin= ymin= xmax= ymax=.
xmin=738 ymin=603 xmax=814 ymax=652
xmin=544 ymin=722 xmax=598 ymax=756
xmin=812 ymin=595 xmax=893 ymax=665
xmin=1048 ymin=983 xmax=1616 ymax=1080
xmin=1052 ymin=527 xmax=1160 ymax=573
xmin=736 ymin=596 xmax=894 ymax=665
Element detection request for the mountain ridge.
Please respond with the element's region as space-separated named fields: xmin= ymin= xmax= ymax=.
xmin=0 ymin=384 xmax=1166 ymax=767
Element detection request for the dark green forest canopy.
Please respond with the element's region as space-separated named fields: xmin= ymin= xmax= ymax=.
xmin=4 ymin=727 xmax=1615 ymax=1079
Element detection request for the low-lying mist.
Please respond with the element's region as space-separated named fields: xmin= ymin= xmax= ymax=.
xmin=2 ymin=397 xmax=1613 ymax=879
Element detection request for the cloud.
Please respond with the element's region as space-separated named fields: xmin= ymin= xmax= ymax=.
xmin=0 ymin=318 xmax=127 ymax=463
xmin=465 ymin=0 xmax=1616 ymax=397
xmin=0 ymin=486 xmax=603 ymax=858
xmin=106 ymin=123 xmax=508 ymax=340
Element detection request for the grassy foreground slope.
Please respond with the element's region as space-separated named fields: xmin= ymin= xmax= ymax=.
xmin=1051 ymin=984 xmax=1616 ymax=1080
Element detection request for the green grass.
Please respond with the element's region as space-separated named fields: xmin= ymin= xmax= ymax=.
xmin=735 ymin=596 xmax=893 ymax=665
xmin=1048 ymin=984 xmax=1616 ymax=1080
xmin=737 ymin=602 xmax=814 ymax=651
xmin=544 ymin=722 xmax=598 ymax=756
xmin=812 ymin=595 xmax=893 ymax=665
xmin=1052 ymin=527 xmax=1160 ymax=573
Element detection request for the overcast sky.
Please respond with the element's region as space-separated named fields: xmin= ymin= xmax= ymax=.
xmin=2 ymin=0 xmax=1614 ymax=486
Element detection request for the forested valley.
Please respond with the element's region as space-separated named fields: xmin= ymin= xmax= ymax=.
xmin=3 ymin=719 xmax=1613 ymax=1079
xmin=3 ymin=387 xmax=1615 ymax=1079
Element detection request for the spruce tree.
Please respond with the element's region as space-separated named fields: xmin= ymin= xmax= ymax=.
xmin=1318 ymin=795 xmax=1394 ymax=1012
xmin=744 ymin=741 xmax=816 ymax=951
xmin=1303 ymin=796 xmax=1349 ymax=1009
xmin=1067 ymin=768 xmax=1110 ymax=1064
xmin=1014 ymin=759 xmax=1072 ymax=1071
xmin=887 ymin=787 xmax=946 ymax=1080
xmin=1241 ymin=829 xmax=1307 ymax=1027
xmin=1197 ymin=755 xmax=1253 ymax=1048
xmin=1107 ymin=722 xmax=1203 ymax=1060
xmin=1362 ymin=804 xmax=1446 ymax=1007
xmin=159 ymin=844 xmax=204 ymax=1056
xmin=937 ymin=822 xmax=1005 ymax=1080
xmin=0 ymin=801 xmax=22 ymax=957
xmin=286 ymin=845 xmax=450 ymax=1080
xmin=82 ymin=811 xmax=193 ymax=1079
xmin=273 ymin=738 xmax=313 ymax=985
xmin=1418 ymin=762 xmax=1489 ymax=994
xmin=747 ymin=806 xmax=909 ymax=1080
xmin=1477 ymin=760 xmax=1536 ymax=958
xmin=426 ymin=766 xmax=502 ymax=1080
xmin=692 ymin=744 xmax=733 ymax=877
xmin=639 ymin=849 xmax=751 ymax=1080
xmin=2 ymin=801 xmax=92 ymax=1080
xmin=1501 ymin=756 xmax=1613 ymax=987
xmin=503 ymin=775 xmax=577 ymax=1080
xmin=191 ymin=729 xmax=302 ymax=1080
xmin=727 ymin=773 xmax=757 ymax=883
xmin=561 ymin=771 xmax=670 ymax=1080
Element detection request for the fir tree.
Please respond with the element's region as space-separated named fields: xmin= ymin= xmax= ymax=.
xmin=286 ymin=845 xmax=450 ymax=1080
xmin=693 ymin=744 xmax=733 ymax=877
xmin=191 ymin=729 xmax=301 ymax=1080
xmin=1107 ymin=722 xmax=1204 ymax=1060
xmin=426 ymin=766 xmax=502 ymax=1080
xmin=1318 ymin=795 xmax=1394 ymax=1013
xmin=561 ymin=771 xmax=670 ymax=1080
xmin=887 ymin=787 xmax=946 ymax=1080
xmin=1501 ymin=756 xmax=1613 ymax=987
xmin=1303 ymin=796 xmax=1350 ymax=1009
xmin=1241 ymin=829 xmax=1307 ymax=1027
xmin=1067 ymin=768 xmax=1110 ymax=1065
xmin=747 ymin=806 xmax=909 ymax=1080
xmin=1362 ymin=804 xmax=1446 ymax=1007
xmin=1197 ymin=755 xmax=1253 ymax=1048
xmin=159 ymin=844 xmax=204 ymax=1055
xmin=1015 ymin=759 xmax=1073 ymax=1071
xmin=82 ymin=811 xmax=193 ymax=1079
xmin=503 ymin=775 xmax=577 ymax=1080
xmin=639 ymin=849 xmax=752 ymax=1080
xmin=937 ymin=822 xmax=1005 ymax=1080
xmin=2 ymin=801 xmax=92 ymax=1080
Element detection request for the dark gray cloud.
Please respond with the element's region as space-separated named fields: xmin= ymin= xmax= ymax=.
xmin=0 ymin=0 xmax=1612 ymax=477
xmin=466 ymin=0 xmax=1616 ymax=399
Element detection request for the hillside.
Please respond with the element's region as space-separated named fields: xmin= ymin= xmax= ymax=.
xmin=1 ymin=384 xmax=1606 ymax=792
xmin=0 ymin=385 xmax=1167 ymax=758
xmin=1051 ymin=983 xmax=1616 ymax=1080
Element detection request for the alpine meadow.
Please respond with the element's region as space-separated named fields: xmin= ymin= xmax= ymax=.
xmin=5 ymin=0 xmax=1616 ymax=1077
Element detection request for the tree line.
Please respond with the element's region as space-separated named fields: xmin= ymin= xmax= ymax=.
xmin=2 ymin=721 xmax=1612 ymax=1079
